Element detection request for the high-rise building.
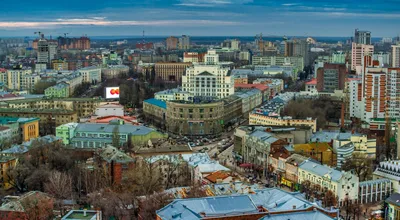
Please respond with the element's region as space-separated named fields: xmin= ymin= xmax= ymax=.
xmin=373 ymin=52 xmax=391 ymax=67
xmin=363 ymin=68 xmax=387 ymax=122
xmin=37 ymin=38 xmax=49 ymax=64
xmin=391 ymin=44 xmax=400 ymax=67
xmin=351 ymin=43 xmax=374 ymax=74
xmin=57 ymin=36 xmax=90 ymax=50
xmin=178 ymin=35 xmax=190 ymax=50
xmin=166 ymin=36 xmax=178 ymax=50
xmin=284 ymin=41 xmax=295 ymax=56
xmin=294 ymin=39 xmax=311 ymax=66
xmin=182 ymin=50 xmax=234 ymax=99
xmin=387 ymin=68 xmax=400 ymax=118
xmin=348 ymin=78 xmax=363 ymax=119
xmin=354 ymin=29 xmax=371 ymax=45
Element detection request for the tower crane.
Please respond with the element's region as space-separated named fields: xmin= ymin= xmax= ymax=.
xmin=34 ymin=31 xmax=43 ymax=39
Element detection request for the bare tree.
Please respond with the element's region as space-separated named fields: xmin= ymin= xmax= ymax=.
xmin=341 ymin=152 xmax=373 ymax=181
xmin=323 ymin=190 xmax=337 ymax=207
xmin=45 ymin=171 xmax=73 ymax=200
xmin=123 ymin=159 xmax=163 ymax=195
xmin=137 ymin=192 xmax=173 ymax=220
xmin=17 ymin=192 xmax=54 ymax=220
xmin=300 ymin=180 xmax=312 ymax=200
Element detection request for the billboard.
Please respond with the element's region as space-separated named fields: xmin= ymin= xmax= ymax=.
xmin=105 ymin=87 xmax=120 ymax=99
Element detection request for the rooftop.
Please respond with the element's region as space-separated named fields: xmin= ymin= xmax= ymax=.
xmin=306 ymin=78 xmax=317 ymax=85
xmin=234 ymin=83 xmax=269 ymax=92
xmin=204 ymin=171 xmax=231 ymax=183
xmin=62 ymin=210 xmax=99 ymax=220
xmin=0 ymin=108 xmax=76 ymax=114
xmin=2 ymin=135 xmax=62 ymax=155
xmin=259 ymin=210 xmax=334 ymax=220
xmin=299 ymin=160 xmax=343 ymax=182
xmin=386 ymin=193 xmax=400 ymax=207
xmin=100 ymin=145 xmax=135 ymax=163
xmin=74 ymin=123 xmax=157 ymax=136
xmin=0 ymin=117 xmax=39 ymax=125
xmin=311 ymin=131 xmax=354 ymax=142
xmin=144 ymin=98 xmax=167 ymax=109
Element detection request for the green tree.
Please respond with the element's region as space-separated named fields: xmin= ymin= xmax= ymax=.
xmin=112 ymin=126 xmax=120 ymax=148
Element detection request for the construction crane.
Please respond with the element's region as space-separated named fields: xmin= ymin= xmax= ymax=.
xmin=34 ymin=31 xmax=43 ymax=39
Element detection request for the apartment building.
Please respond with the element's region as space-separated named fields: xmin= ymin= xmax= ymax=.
xmin=78 ymin=66 xmax=101 ymax=84
xmin=252 ymin=56 xmax=304 ymax=72
xmin=351 ymin=43 xmax=374 ymax=74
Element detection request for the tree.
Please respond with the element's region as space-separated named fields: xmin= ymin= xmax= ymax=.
xmin=33 ymin=80 xmax=56 ymax=94
xmin=112 ymin=126 xmax=120 ymax=148
xmin=123 ymin=160 xmax=163 ymax=196
xmin=72 ymin=82 xmax=91 ymax=97
xmin=137 ymin=192 xmax=173 ymax=219
xmin=323 ymin=190 xmax=337 ymax=207
xmin=18 ymin=192 xmax=54 ymax=220
xmin=88 ymin=189 xmax=136 ymax=219
xmin=341 ymin=152 xmax=373 ymax=181
xmin=300 ymin=180 xmax=312 ymax=200
xmin=45 ymin=171 xmax=73 ymax=200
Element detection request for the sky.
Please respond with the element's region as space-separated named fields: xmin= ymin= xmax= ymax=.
xmin=0 ymin=0 xmax=399 ymax=37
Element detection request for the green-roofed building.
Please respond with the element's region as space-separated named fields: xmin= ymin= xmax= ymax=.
xmin=44 ymin=82 xmax=70 ymax=98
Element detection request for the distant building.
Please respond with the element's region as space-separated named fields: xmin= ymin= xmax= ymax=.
xmin=183 ymin=52 xmax=205 ymax=63
xmin=78 ymin=66 xmax=102 ymax=84
xmin=348 ymin=78 xmax=363 ymax=119
xmin=354 ymin=29 xmax=371 ymax=45
xmin=392 ymin=44 xmax=400 ymax=67
xmin=373 ymin=52 xmax=391 ymax=67
xmin=250 ymin=114 xmax=317 ymax=133
xmin=178 ymin=35 xmax=190 ymax=50
xmin=166 ymin=36 xmax=178 ymax=50
xmin=233 ymin=75 xmax=248 ymax=85
xmin=52 ymin=59 xmax=69 ymax=70
xmin=351 ymin=43 xmax=374 ymax=74
xmin=101 ymin=65 xmax=129 ymax=79
xmin=44 ymin=82 xmax=70 ymax=98
xmin=57 ymin=36 xmax=90 ymax=50
xmin=155 ymin=62 xmax=192 ymax=82
xmin=95 ymin=103 xmax=124 ymax=117
xmin=331 ymin=51 xmax=347 ymax=64
xmin=252 ymin=56 xmax=304 ymax=73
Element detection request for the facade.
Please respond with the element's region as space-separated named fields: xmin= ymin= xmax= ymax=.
xmin=234 ymin=89 xmax=262 ymax=114
xmin=284 ymin=154 xmax=308 ymax=189
xmin=44 ymin=82 xmax=70 ymax=98
xmin=64 ymin=122 xmax=166 ymax=148
xmin=166 ymin=100 xmax=224 ymax=136
xmin=363 ymin=68 xmax=387 ymax=122
xmin=316 ymin=63 xmax=347 ymax=92
xmin=182 ymin=62 xmax=234 ymax=99
xmin=55 ymin=122 xmax=78 ymax=145
xmin=101 ymin=65 xmax=129 ymax=79
xmin=5 ymin=68 xmax=32 ymax=91
xmin=4 ymin=97 xmax=102 ymax=118
xmin=78 ymin=66 xmax=101 ymax=84
xmin=233 ymin=74 xmax=248 ymax=84
xmin=252 ymin=56 xmax=304 ymax=72
xmin=348 ymin=78 xmax=363 ymax=118
xmin=166 ymin=36 xmax=178 ymax=50
xmin=178 ymin=35 xmax=190 ymax=50
xmin=155 ymin=62 xmax=192 ymax=82
xmin=331 ymin=51 xmax=346 ymax=64
xmin=235 ymin=83 xmax=269 ymax=102
xmin=0 ymin=108 xmax=77 ymax=135
xmin=183 ymin=52 xmax=205 ymax=63
xmin=154 ymin=88 xmax=190 ymax=101
xmin=143 ymin=98 xmax=167 ymax=128
xmin=373 ymin=52 xmax=391 ymax=67
xmin=0 ymin=156 xmax=17 ymax=189
xmin=100 ymin=146 xmax=135 ymax=184
xmin=392 ymin=44 xmax=400 ymax=67
xmin=293 ymin=143 xmax=336 ymax=167
xmin=354 ymin=29 xmax=372 ymax=45
xmin=386 ymin=193 xmax=400 ymax=220
xmin=386 ymin=68 xmax=400 ymax=119
xmin=52 ymin=59 xmax=69 ymax=70
xmin=57 ymin=72 xmax=83 ymax=96
xmin=305 ymin=78 xmax=318 ymax=94
xmin=95 ymin=103 xmax=124 ymax=117
xmin=298 ymin=160 xmax=359 ymax=204
xmin=0 ymin=126 xmax=12 ymax=142
xmin=57 ymin=36 xmax=90 ymax=50
xmin=249 ymin=114 xmax=317 ymax=132
xmin=0 ymin=117 xmax=39 ymax=142
xmin=373 ymin=160 xmax=400 ymax=192
xmin=351 ymin=43 xmax=374 ymax=74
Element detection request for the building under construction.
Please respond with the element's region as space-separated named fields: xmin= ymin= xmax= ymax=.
xmin=57 ymin=36 xmax=91 ymax=50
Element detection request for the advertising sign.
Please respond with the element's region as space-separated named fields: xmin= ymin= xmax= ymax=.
xmin=105 ymin=87 xmax=120 ymax=99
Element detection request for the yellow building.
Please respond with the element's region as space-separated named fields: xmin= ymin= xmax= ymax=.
xmin=52 ymin=60 xmax=69 ymax=70
xmin=249 ymin=113 xmax=317 ymax=132
xmin=293 ymin=143 xmax=337 ymax=167
xmin=0 ymin=156 xmax=17 ymax=189
xmin=0 ymin=117 xmax=39 ymax=142
xmin=6 ymin=68 xmax=32 ymax=90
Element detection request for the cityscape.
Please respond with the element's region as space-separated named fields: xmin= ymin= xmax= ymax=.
xmin=0 ymin=1 xmax=399 ymax=220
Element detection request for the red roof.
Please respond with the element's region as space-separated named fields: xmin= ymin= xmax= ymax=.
xmin=234 ymin=84 xmax=269 ymax=92
xmin=305 ymin=78 xmax=317 ymax=85
xmin=88 ymin=115 xmax=137 ymax=124
xmin=204 ymin=171 xmax=231 ymax=183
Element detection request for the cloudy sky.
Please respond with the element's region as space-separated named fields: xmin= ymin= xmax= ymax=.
xmin=1 ymin=0 xmax=399 ymax=37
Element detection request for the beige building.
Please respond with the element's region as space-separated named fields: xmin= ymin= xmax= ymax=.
xmin=298 ymin=160 xmax=359 ymax=204
xmin=351 ymin=43 xmax=374 ymax=74
xmin=166 ymin=36 xmax=179 ymax=50
xmin=5 ymin=68 xmax=32 ymax=91
xmin=249 ymin=114 xmax=317 ymax=132
xmin=101 ymin=65 xmax=129 ymax=79
xmin=4 ymin=97 xmax=103 ymax=118
xmin=155 ymin=62 xmax=192 ymax=83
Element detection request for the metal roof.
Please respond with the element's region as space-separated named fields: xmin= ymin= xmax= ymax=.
xmin=386 ymin=193 xmax=400 ymax=207
xmin=299 ymin=160 xmax=343 ymax=182
xmin=259 ymin=210 xmax=334 ymax=220
xmin=74 ymin=123 xmax=156 ymax=136
xmin=144 ymin=98 xmax=167 ymax=109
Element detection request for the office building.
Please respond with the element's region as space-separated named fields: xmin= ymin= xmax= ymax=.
xmin=294 ymin=39 xmax=311 ymax=66
xmin=354 ymin=29 xmax=371 ymax=45
xmin=316 ymin=63 xmax=348 ymax=92
xmin=94 ymin=103 xmax=124 ymax=117
xmin=351 ymin=43 xmax=374 ymax=74
xmin=249 ymin=114 xmax=317 ymax=132
xmin=182 ymin=50 xmax=234 ymax=99
xmin=387 ymin=68 xmax=400 ymax=119
xmin=52 ymin=59 xmax=68 ymax=70
xmin=392 ymin=44 xmax=400 ymax=67
xmin=166 ymin=36 xmax=178 ymax=50
xmin=155 ymin=62 xmax=192 ymax=82
xmin=178 ymin=35 xmax=190 ymax=50
xmin=154 ymin=88 xmax=190 ymax=101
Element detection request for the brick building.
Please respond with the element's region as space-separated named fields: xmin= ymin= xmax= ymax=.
xmin=100 ymin=146 xmax=135 ymax=185
xmin=316 ymin=63 xmax=348 ymax=92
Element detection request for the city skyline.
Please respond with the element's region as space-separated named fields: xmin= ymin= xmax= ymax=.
xmin=0 ymin=0 xmax=399 ymax=37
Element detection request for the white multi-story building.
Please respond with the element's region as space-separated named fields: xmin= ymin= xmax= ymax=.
xmin=348 ymin=78 xmax=363 ymax=119
xmin=182 ymin=50 xmax=234 ymax=99
xmin=78 ymin=66 xmax=102 ymax=84
xmin=363 ymin=68 xmax=386 ymax=122
xmin=298 ymin=160 xmax=359 ymax=204
xmin=154 ymin=88 xmax=190 ymax=101
xmin=95 ymin=103 xmax=124 ymax=117
xmin=351 ymin=43 xmax=374 ymax=74
xmin=179 ymin=35 xmax=190 ymax=50
xmin=392 ymin=44 xmax=400 ymax=67
xmin=387 ymin=68 xmax=400 ymax=119
xmin=252 ymin=56 xmax=304 ymax=73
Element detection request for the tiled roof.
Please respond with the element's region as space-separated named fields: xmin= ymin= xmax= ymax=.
xmin=204 ymin=171 xmax=231 ymax=183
